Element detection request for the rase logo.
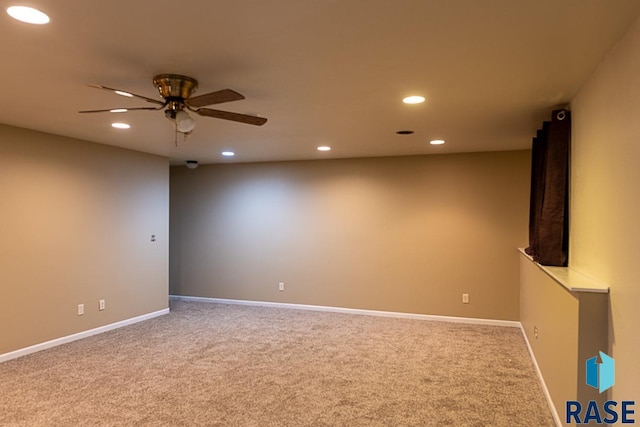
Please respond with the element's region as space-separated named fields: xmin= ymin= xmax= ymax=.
xmin=586 ymin=351 xmax=615 ymax=393
xmin=566 ymin=352 xmax=635 ymax=424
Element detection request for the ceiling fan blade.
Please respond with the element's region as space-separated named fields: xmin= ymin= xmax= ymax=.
xmin=79 ymin=106 xmax=165 ymax=113
xmin=87 ymin=84 xmax=165 ymax=105
xmin=186 ymin=89 xmax=245 ymax=108
xmin=196 ymin=108 xmax=268 ymax=126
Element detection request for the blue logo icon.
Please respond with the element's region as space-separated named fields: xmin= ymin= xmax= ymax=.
xmin=586 ymin=351 xmax=615 ymax=393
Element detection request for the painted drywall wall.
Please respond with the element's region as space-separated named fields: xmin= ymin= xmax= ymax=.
xmin=519 ymin=253 xmax=609 ymax=426
xmin=170 ymin=151 xmax=529 ymax=321
xmin=570 ymin=15 xmax=640 ymax=402
xmin=0 ymin=124 xmax=169 ymax=355
xmin=519 ymin=255 xmax=579 ymax=425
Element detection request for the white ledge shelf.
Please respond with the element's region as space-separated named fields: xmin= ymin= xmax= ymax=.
xmin=518 ymin=248 xmax=609 ymax=293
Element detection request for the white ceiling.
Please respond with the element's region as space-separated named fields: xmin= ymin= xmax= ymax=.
xmin=1 ymin=1 xmax=639 ymax=164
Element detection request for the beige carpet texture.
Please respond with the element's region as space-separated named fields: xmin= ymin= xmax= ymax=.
xmin=0 ymin=300 xmax=555 ymax=426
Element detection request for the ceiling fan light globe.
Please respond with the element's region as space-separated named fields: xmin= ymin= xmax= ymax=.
xmin=175 ymin=110 xmax=196 ymax=133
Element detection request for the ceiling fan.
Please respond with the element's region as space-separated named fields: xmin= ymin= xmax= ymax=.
xmin=80 ymin=74 xmax=267 ymax=134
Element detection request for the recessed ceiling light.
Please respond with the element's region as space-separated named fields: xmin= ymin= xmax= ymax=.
xmin=430 ymin=139 xmax=445 ymax=145
xmin=111 ymin=122 xmax=130 ymax=129
xmin=317 ymin=146 xmax=331 ymax=151
xmin=110 ymin=108 xmax=128 ymax=113
xmin=403 ymin=96 xmax=425 ymax=104
xmin=6 ymin=6 xmax=50 ymax=24
xmin=396 ymin=130 xmax=415 ymax=135
xmin=115 ymin=90 xmax=133 ymax=98
xmin=221 ymin=151 xmax=235 ymax=157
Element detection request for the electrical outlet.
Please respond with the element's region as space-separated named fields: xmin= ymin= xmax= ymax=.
xmin=78 ymin=304 xmax=84 ymax=316
xmin=534 ymin=326 xmax=539 ymax=339
xmin=278 ymin=282 xmax=285 ymax=291
xmin=99 ymin=299 xmax=105 ymax=311
xmin=462 ymin=293 xmax=470 ymax=304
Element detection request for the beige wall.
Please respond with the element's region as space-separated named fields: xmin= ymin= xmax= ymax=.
xmin=0 ymin=124 xmax=169 ymax=355
xmin=519 ymin=255 xmax=579 ymax=425
xmin=519 ymin=254 xmax=609 ymax=426
xmin=170 ymin=151 xmax=530 ymax=321
xmin=570 ymin=15 xmax=640 ymax=402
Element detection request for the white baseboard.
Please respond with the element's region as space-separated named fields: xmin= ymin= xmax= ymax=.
xmin=520 ymin=324 xmax=562 ymax=427
xmin=0 ymin=308 xmax=170 ymax=363
xmin=169 ymin=295 xmax=521 ymax=328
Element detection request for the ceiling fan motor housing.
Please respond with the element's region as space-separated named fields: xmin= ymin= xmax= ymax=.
xmin=153 ymin=74 xmax=198 ymax=100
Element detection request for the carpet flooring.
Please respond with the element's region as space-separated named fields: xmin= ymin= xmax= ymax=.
xmin=0 ymin=299 xmax=555 ymax=426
